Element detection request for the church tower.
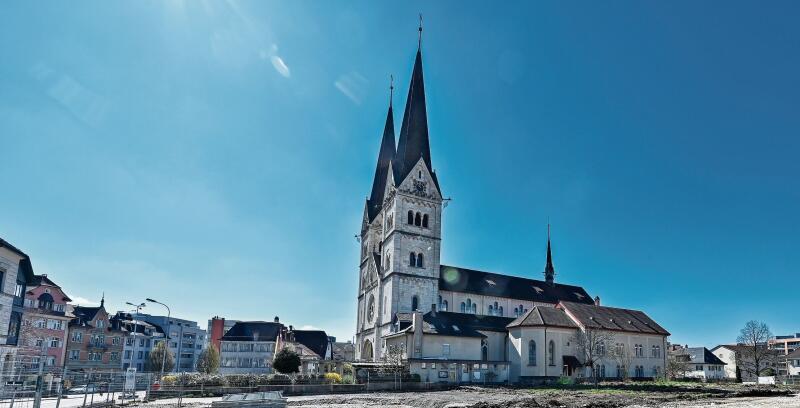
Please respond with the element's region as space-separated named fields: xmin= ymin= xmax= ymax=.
xmin=355 ymin=25 xmax=443 ymax=362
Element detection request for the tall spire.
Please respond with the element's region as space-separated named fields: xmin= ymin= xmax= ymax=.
xmin=544 ymin=223 xmax=556 ymax=285
xmin=394 ymin=19 xmax=436 ymax=190
xmin=367 ymin=78 xmax=397 ymax=221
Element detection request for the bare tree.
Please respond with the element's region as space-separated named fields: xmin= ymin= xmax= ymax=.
xmin=572 ymin=329 xmax=615 ymax=385
xmin=736 ymin=320 xmax=774 ymax=379
xmin=609 ymin=342 xmax=633 ymax=381
xmin=380 ymin=345 xmax=405 ymax=389
xmin=666 ymin=352 xmax=691 ymax=380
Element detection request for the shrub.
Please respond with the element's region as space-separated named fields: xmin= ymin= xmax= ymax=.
xmin=267 ymin=373 xmax=291 ymax=384
xmin=342 ymin=363 xmax=354 ymax=376
xmin=556 ymin=376 xmax=574 ymax=386
xmin=162 ymin=375 xmax=179 ymax=386
xmin=341 ymin=374 xmax=355 ymax=385
xmin=324 ymin=373 xmax=342 ymax=384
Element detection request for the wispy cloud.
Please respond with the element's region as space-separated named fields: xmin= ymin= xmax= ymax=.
xmin=30 ymin=63 xmax=109 ymax=127
xmin=70 ymin=296 xmax=100 ymax=307
xmin=260 ymin=44 xmax=290 ymax=78
xmin=334 ymin=72 xmax=368 ymax=105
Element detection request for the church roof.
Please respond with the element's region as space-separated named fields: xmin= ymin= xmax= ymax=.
xmin=438 ymin=265 xmax=594 ymax=305
xmin=559 ymin=301 xmax=670 ymax=335
xmin=367 ymin=105 xmax=396 ymax=221
xmin=393 ymin=49 xmax=440 ymax=192
xmin=507 ymin=306 xmax=578 ymax=329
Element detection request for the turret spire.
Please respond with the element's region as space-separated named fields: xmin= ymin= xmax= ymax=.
xmin=367 ymin=77 xmax=397 ymax=221
xmin=394 ymin=20 xmax=439 ymax=192
xmin=544 ymin=223 xmax=556 ymax=285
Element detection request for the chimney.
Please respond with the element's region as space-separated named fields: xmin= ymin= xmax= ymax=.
xmin=431 ymin=303 xmax=437 ymax=313
xmin=594 ymin=296 xmax=601 ymax=306
xmin=412 ymin=310 xmax=423 ymax=359
xmin=274 ymin=316 xmax=280 ymax=323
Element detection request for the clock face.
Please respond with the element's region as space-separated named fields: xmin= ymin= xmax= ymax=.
xmin=413 ymin=179 xmax=427 ymax=194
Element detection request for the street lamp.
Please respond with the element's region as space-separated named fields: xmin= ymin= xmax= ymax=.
xmin=126 ymin=302 xmax=146 ymax=372
xmin=146 ymin=298 xmax=171 ymax=380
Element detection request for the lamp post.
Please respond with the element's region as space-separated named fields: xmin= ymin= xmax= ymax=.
xmin=146 ymin=298 xmax=171 ymax=380
xmin=126 ymin=302 xmax=146 ymax=373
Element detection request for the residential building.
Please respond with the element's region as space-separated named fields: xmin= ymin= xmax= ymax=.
xmin=207 ymin=316 xmax=241 ymax=352
xmin=786 ymin=348 xmax=800 ymax=377
xmin=0 ymin=238 xmax=35 ymax=372
xmin=711 ymin=344 xmax=779 ymax=381
xmin=385 ymin=301 xmax=669 ymax=384
xmin=769 ymin=333 xmax=800 ymax=355
xmin=331 ymin=339 xmax=355 ymax=362
xmin=353 ymin=26 xmax=670 ymax=384
xmin=277 ymin=327 xmax=331 ymax=375
xmin=65 ymin=298 xmax=125 ymax=372
xmin=769 ymin=333 xmax=800 ymax=376
xmin=219 ymin=320 xmax=282 ymax=375
xmin=670 ymin=347 xmax=726 ymax=380
xmin=19 ymin=274 xmax=72 ymax=370
xmin=134 ymin=313 xmax=206 ymax=372
xmin=112 ymin=312 xmax=165 ymax=372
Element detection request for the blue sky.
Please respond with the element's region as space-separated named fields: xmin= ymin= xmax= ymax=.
xmin=1 ymin=1 xmax=798 ymax=345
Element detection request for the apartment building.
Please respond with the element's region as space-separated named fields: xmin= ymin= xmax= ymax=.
xmin=134 ymin=313 xmax=205 ymax=372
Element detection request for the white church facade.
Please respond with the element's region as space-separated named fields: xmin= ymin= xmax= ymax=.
xmin=354 ymin=29 xmax=669 ymax=384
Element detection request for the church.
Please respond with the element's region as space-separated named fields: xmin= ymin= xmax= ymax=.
xmin=355 ymin=27 xmax=669 ymax=384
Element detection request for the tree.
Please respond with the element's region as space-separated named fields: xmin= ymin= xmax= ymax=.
xmin=736 ymin=320 xmax=775 ymax=379
xmin=666 ymin=351 xmax=691 ymax=380
xmin=609 ymin=342 xmax=633 ymax=381
xmin=379 ymin=345 xmax=405 ymax=389
xmin=272 ymin=348 xmax=301 ymax=374
xmin=196 ymin=346 xmax=220 ymax=374
xmin=146 ymin=341 xmax=175 ymax=373
xmin=572 ymin=329 xmax=615 ymax=385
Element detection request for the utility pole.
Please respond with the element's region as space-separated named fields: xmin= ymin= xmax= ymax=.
xmin=146 ymin=298 xmax=171 ymax=380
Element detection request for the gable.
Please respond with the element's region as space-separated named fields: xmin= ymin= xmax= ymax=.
xmin=395 ymin=157 xmax=441 ymax=200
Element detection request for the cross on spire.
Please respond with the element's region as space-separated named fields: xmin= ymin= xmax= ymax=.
xmin=390 ymin=74 xmax=394 ymax=108
xmin=418 ymin=13 xmax=423 ymax=50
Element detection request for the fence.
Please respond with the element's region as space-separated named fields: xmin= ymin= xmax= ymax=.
xmin=0 ymin=367 xmax=153 ymax=408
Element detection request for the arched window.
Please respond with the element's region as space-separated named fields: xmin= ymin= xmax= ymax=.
xmin=442 ymin=300 xmax=448 ymax=311
xmin=407 ymin=210 xmax=414 ymax=224
xmin=472 ymin=304 xmax=477 ymax=314
xmin=414 ymin=212 xmax=422 ymax=226
xmin=548 ymin=340 xmax=555 ymax=366
xmin=498 ymin=306 xmax=503 ymax=316
xmin=409 ymin=252 xmax=416 ymax=266
xmin=460 ymin=302 xmax=466 ymax=313
xmin=385 ymin=254 xmax=391 ymax=271
xmin=466 ymin=299 xmax=472 ymax=310
xmin=37 ymin=293 xmax=54 ymax=310
xmin=416 ymin=253 xmax=424 ymax=268
xmin=481 ymin=339 xmax=488 ymax=361
xmin=488 ymin=305 xmax=493 ymax=315
xmin=362 ymin=339 xmax=374 ymax=360
xmin=411 ymin=296 xmax=418 ymax=311
xmin=422 ymin=214 xmax=429 ymax=228
xmin=528 ymin=341 xmax=537 ymax=366
xmin=513 ymin=307 xmax=519 ymax=317
xmin=387 ymin=214 xmax=393 ymax=228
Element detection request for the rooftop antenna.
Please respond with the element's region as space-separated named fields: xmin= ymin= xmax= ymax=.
xmin=418 ymin=13 xmax=423 ymax=50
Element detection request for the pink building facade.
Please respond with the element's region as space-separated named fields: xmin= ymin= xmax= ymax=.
xmin=19 ymin=275 xmax=72 ymax=369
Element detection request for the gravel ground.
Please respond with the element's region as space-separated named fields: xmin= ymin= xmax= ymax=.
xmin=287 ymin=384 xmax=799 ymax=408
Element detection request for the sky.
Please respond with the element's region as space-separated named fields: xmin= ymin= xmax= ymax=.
xmin=1 ymin=1 xmax=798 ymax=346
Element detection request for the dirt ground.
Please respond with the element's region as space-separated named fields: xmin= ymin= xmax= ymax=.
xmin=287 ymin=384 xmax=800 ymax=408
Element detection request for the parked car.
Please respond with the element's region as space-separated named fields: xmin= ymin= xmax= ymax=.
xmin=68 ymin=384 xmax=100 ymax=394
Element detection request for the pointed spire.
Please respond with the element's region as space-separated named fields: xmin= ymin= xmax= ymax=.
xmin=100 ymin=292 xmax=105 ymax=307
xmin=394 ymin=22 xmax=436 ymax=190
xmin=367 ymin=78 xmax=397 ymax=221
xmin=544 ymin=223 xmax=556 ymax=285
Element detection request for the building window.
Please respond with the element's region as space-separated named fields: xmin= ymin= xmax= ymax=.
xmin=414 ymin=212 xmax=421 ymax=226
xmin=411 ymin=296 xmax=418 ymax=311
xmin=416 ymin=253 xmax=424 ymax=267
xmin=481 ymin=339 xmax=488 ymax=361
xmin=422 ymin=214 xmax=429 ymax=228
xmin=460 ymin=302 xmax=466 ymax=313
xmin=49 ymin=337 xmax=59 ymax=348
xmin=442 ymin=344 xmax=450 ymax=357
xmin=407 ymin=211 xmax=414 ymax=225
xmin=409 ymin=252 xmax=416 ymax=266
xmin=528 ymin=341 xmax=537 ymax=366
xmin=548 ymin=340 xmax=555 ymax=366
xmin=72 ymin=332 xmax=83 ymax=342
xmin=69 ymin=350 xmax=80 ymax=360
